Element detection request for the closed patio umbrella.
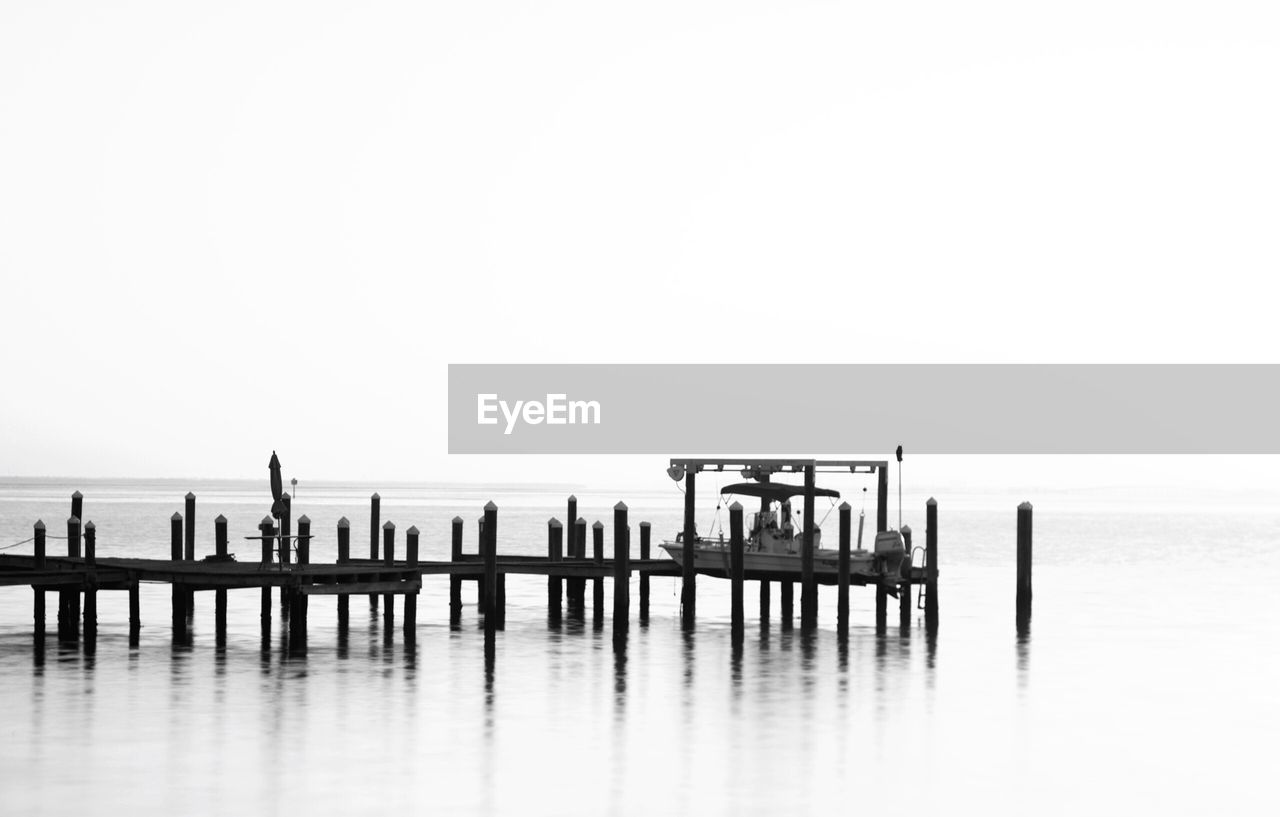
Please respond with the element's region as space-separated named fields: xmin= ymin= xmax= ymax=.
xmin=269 ymin=451 xmax=285 ymax=519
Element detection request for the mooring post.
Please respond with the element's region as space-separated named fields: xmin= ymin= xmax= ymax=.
xmin=33 ymin=520 xmax=46 ymax=635
xmin=926 ymin=498 xmax=939 ymax=632
xmin=168 ymin=512 xmax=183 ymax=636
xmin=1016 ymin=502 xmax=1033 ymax=633
xmin=482 ymin=502 xmax=498 ymax=633
xmin=682 ymin=467 xmax=697 ymax=628
xmin=71 ymin=490 xmax=83 ymax=524
xmin=759 ymin=581 xmax=770 ymax=629
xmin=369 ymin=493 xmax=380 ymax=611
xmin=279 ymin=493 xmax=292 ymax=614
xmin=184 ymin=492 xmax=196 ymax=561
xmin=405 ymin=525 xmax=419 ymax=640
xmin=476 ymin=516 xmax=485 ymax=606
xmin=129 ymin=578 xmax=140 ymax=636
xmin=837 ymin=502 xmax=851 ymax=639
xmin=548 ymin=518 xmax=563 ymax=624
xmin=215 ymin=515 xmax=228 ymax=640
xmin=337 ymin=517 xmax=351 ymax=628
xmin=83 ymin=521 xmax=97 ymax=640
xmin=729 ymin=502 xmax=745 ymax=645
xmin=639 ymin=521 xmax=651 ymax=625
xmin=62 ymin=514 xmax=82 ymax=641
xmin=382 ymin=521 xmax=396 ymax=631
xmin=801 ymin=463 xmax=817 ymax=631
xmin=294 ymin=515 xmax=311 ymax=646
xmin=781 ymin=581 xmax=793 ymax=630
xmin=449 ymin=516 xmax=463 ymax=624
xmin=900 ymin=525 xmax=913 ymax=630
xmin=571 ymin=518 xmax=588 ymax=615
xmin=613 ymin=503 xmax=630 ymax=643
xmin=592 ymin=521 xmax=605 ymax=629
xmin=259 ymin=516 xmax=274 ymax=624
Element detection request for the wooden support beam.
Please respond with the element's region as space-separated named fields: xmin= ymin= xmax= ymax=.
xmin=548 ymin=518 xmax=562 ymax=625
xmin=215 ymin=515 xmax=228 ymax=643
xmin=592 ymin=520 xmax=605 ymax=630
xmin=369 ymin=492 xmax=380 ymax=610
xmin=449 ymin=516 xmax=463 ymax=625
xmin=801 ymin=463 xmax=816 ymax=631
xmin=682 ymin=468 xmax=697 ymax=628
xmin=613 ymin=503 xmax=630 ymax=646
xmin=259 ymin=517 xmax=274 ymax=625
xmin=900 ymin=525 xmax=913 ymax=631
xmin=926 ymin=498 xmax=939 ymax=633
xmin=729 ymin=502 xmax=744 ymax=646
xmin=483 ymin=502 xmax=497 ymax=633
xmin=837 ymin=501 xmax=851 ymax=640
xmin=337 ymin=517 xmax=350 ymax=629
xmin=382 ymin=521 xmax=396 ymax=631
xmin=639 ymin=521 xmax=651 ymax=625
xmin=404 ymin=525 xmax=418 ymax=640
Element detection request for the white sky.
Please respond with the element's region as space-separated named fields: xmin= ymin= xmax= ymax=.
xmin=1 ymin=2 xmax=1277 ymax=487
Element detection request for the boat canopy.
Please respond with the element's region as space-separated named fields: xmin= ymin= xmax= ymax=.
xmin=719 ymin=483 xmax=840 ymax=502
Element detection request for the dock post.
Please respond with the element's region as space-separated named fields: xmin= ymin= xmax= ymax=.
xmin=482 ymin=502 xmax=498 ymax=633
xmin=259 ymin=517 xmax=274 ymax=626
xmin=1016 ymin=502 xmax=1033 ymax=634
xmin=369 ymin=493 xmax=380 ymax=611
xmin=564 ymin=497 xmax=580 ymax=612
xmin=639 ymin=522 xmax=651 ymax=625
xmin=926 ymin=498 xmax=939 ymax=632
xmin=169 ymin=512 xmax=184 ymax=636
xmin=129 ymin=578 xmax=140 ymax=638
xmin=759 ymin=581 xmax=770 ymax=629
xmin=279 ymin=493 xmax=292 ymax=614
xmin=449 ymin=517 xmax=463 ymax=625
xmin=801 ymin=463 xmax=816 ymax=631
xmin=613 ymin=503 xmax=630 ymax=644
xmin=900 ymin=525 xmax=913 ymax=630
xmin=548 ymin=518 xmax=563 ymax=625
xmin=405 ymin=526 xmax=419 ymax=640
xmin=215 ymin=515 xmax=228 ymax=642
xmin=681 ymin=467 xmax=697 ymax=629
xmin=83 ymin=521 xmax=97 ymax=642
xmin=592 ymin=521 xmax=605 ymax=630
xmin=71 ymin=490 xmax=83 ymax=524
xmin=476 ymin=517 xmax=485 ymax=607
xmin=60 ymin=515 xmax=81 ymax=641
xmin=184 ymin=493 xmax=196 ymax=622
xmin=33 ymin=520 xmax=46 ymax=635
xmin=382 ymin=521 xmax=396 ymax=632
xmin=571 ymin=518 xmax=588 ymax=616
xmin=781 ymin=581 xmax=793 ymax=630
xmin=337 ymin=518 xmax=351 ymax=629
xmin=292 ymin=515 xmax=311 ymax=649
xmin=729 ymin=502 xmax=744 ymax=646
xmin=875 ymin=468 xmax=889 ymax=633
xmin=837 ymin=502 xmax=851 ymax=639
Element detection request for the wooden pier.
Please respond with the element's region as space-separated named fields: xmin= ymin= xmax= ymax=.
xmin=0 ymin=460 xmax=1032 ymax=654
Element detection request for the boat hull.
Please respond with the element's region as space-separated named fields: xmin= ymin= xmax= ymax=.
xmin=660 ymin=542 xmax=892 ymax=585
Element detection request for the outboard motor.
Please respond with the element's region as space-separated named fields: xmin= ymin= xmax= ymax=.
xmin=874 ymin=530 xmax=907 ymax=584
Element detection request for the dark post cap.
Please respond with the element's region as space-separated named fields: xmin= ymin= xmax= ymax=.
xmin=614 ymin=501 xmax=628 ymax=511
xmin=383 ymin=520 xmax=395 ymax=530
xmin=452 ymin=516 xmax=463 ymax=524
xmin=297 ymin=514 xmax=310 ymax=525
xmin=639 ymin=521 xmax=650 ymax=528
xmin=171 ymin=512 xmax=182 ymax=521
xmin=927 ymin=497 xmax=937 ymax=506
xmin=407 ymin=525 xmax=419 ymax=535
xmin=68 ymin=515 xmax=80 ymax=524
xmin=577 ymin=517 xmax=587 ymax=526
xmin=34 ymin=520 xmax=45 ymax=530
xmin=901 ymin=524 xmax=912 ymax=534
xmin=185 ymin=492 xmax=195 ymax=500
xmin=260 ymin=515 xmax=275 ymax=526
xmin=592 ymin=521 xmax=604 ymax=529
xmin=337 ymin=517 xmax=350 ymax=528
xmin=484 ymin=501 xmax=498 ymax=511
xmin=549 ymin=518 xmax=562 ymax=528
xmin=728 ymin=501 xmax=742 ymax=511
xmin=214 ymin=514 xmax=227 ymax=524
xmin=567 ymin=494 xmax=577 ymax=502
xmin=1018 ymin=501 xmax=1033 ymax=510
xmin=838 ymin=501 xmax=851 ymax=510
xmin=371 ymin=492 xmax=380 ymax=500
xmin=72 ymin=490 xmax=83 ymax=499
xmin=84 ymin=521 xmax=95 ymax=531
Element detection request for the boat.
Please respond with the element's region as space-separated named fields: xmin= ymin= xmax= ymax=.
xmin=660 ymin=479 xmax=908 ymax=589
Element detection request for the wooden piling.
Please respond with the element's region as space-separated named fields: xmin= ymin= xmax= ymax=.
xmin=215 ymin=515 xmax=228 ymax=639
xmin=875 ymin=585 xmax=887 ymax=633
xmin=33 ymin=520 xmax=45 ymax=634
xmin=259 ymin=517 xmax=274 ymax=624
xmin=1016 ymin=502 xmax=1033 ymax=633
xmin=926 ymin=498 xmax=939 ymax=632
xmin=759 ymin=581 xmax=770 ymax=627
xmin=570 ymin=517 xmax=587 ymax=615
xmin=184 ymin=492 xmax=196 ymax=561
xmin=729 ymin=502 xmax=744 ymax=645
xmin=548 ymin=518 xmax=563 ymax=624
xmin=71 ymin=490 xmax=83 ymax=524
xmin=449 ymin=517 xmax=463 ymax=624
xmin=369 ymin=493 xmax=380 ymax=610
xmin=837 ymin=502 xmax=851 ymax=639
xmin=801 ymin=463 xmax=816 ymax=631
xmin=639 ymin=522 xmax=650 ymax=625
xmin=593 ymin=521 xmax=605 ymax=628
xmin=168 ymin=512 xmax=184 ymax=636
xmin=66 ymin=515 xmax=82 ymax=639
xmin=279 ymin=493 xmax=292 ymax=614
xmin=382 ymin=521 xmax=396 ymax=630
xmin=83 ymin=521 xmax=97 ymax=639
xmin=613 ymin=503 xmax=630 ymax=643
xmin=405 ymin=525 xmax=419 ymax=639
xmin=482 ymin=502 xmax=498 ymax=633
xmin=293 ymin=515 xmax=311 ymax=647
xmin=129 ymin=580 xmax=140 ymax=635
xmin=781 ymin=581 xmax=793 ymax=630
xmin=900 ymin=525 xmax=913 ymax=630
xmin=337 ymin=517 xmax=351 ymax=628
xmin=682 ymin=467 xmax=697 ymax=628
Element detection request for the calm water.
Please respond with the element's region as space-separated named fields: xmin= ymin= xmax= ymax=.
xmin=1 ymin=478 xmax=1278 ymax=815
